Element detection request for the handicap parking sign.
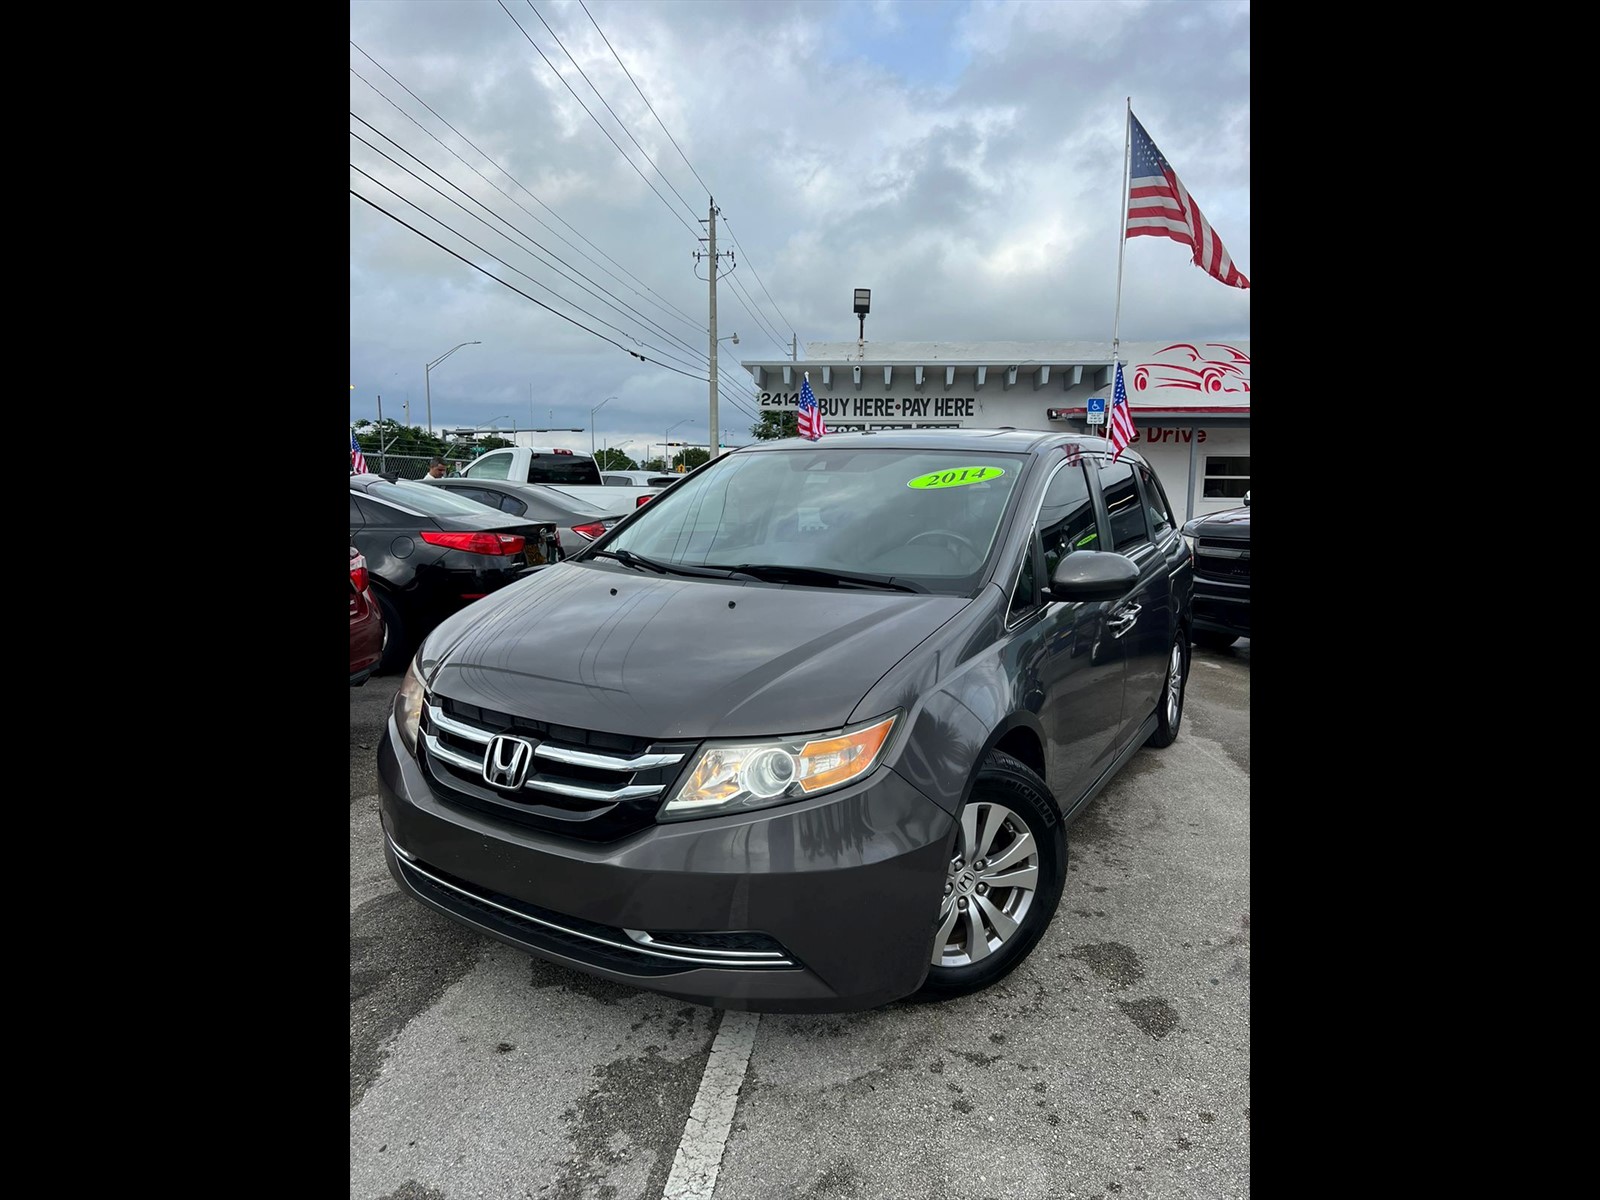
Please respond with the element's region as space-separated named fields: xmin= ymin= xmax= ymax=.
xmin=1086 ymin=397 xmax=1106 ymax=425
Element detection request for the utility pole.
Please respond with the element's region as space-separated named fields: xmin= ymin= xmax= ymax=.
xmin=697 ymin=198 xmax=734 ymax=461
xmin=790 ymin=333 xmax=797 ymax=361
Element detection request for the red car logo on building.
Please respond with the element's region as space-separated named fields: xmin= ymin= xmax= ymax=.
xmin=1132 ymin=343 xmax=1250 ymax=395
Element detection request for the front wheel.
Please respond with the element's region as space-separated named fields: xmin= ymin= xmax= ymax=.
xmin=917 ymin=751 xmax=1066 ymax=1001
xmin=1145 ymin=632 xmax=1188 ymax=748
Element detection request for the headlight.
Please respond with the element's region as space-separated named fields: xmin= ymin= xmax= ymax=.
xmin=393 ymin=656 xmax=426 ymax=755
xmin=659 ymin=714 xmax=898 ymax=821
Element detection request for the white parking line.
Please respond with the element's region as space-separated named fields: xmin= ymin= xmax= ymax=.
xmin=661 ymin=1010 xmax=761 ymax=1200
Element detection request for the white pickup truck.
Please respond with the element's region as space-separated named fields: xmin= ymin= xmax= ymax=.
xmin=458 ymin=447 xmax=663 ymax=512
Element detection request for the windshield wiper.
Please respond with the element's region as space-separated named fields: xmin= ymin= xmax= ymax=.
xmin=594 ymin=549 xmax=752 ymax=580
xmin=716 ymin=564 xmax=928 ymax=593
xmin=594 ymin=548 xmax=665 ymax=574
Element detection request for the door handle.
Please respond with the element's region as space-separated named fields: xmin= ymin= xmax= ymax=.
xmin=1108 ymin=603 xmax=1141 ymax=637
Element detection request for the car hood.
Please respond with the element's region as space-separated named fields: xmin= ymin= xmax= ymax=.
xmin=1183 ymin=505 xmax=1250 ymax=538
xmin=421 ymin=562 xmax=969 ymax=740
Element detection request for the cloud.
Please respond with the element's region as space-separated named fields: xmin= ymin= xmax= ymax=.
xmin=350 ymin=0 xmax=1249 ymax=440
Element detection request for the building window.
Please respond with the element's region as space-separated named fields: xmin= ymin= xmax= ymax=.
xmin=1203 ymin=455 xmax=1251 ymax=500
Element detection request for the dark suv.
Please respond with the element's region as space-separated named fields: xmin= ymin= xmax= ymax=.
xmin=1181 ymin=491 xmax=1249 ymax=649
xmin=377 ymin=430 xmax=1194 ymax=1012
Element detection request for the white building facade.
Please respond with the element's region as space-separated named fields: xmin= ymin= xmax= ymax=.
xmin=740 ymin=340 xmax=1249 ymax=523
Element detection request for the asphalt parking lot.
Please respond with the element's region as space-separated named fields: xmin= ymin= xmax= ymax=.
xmin=350 ymin=639 xmax=1249 ymax=1200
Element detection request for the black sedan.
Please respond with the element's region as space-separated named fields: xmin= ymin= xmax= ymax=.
xmin=420 ymin=477 xmax=627 ymax=559
xmin=350 ymin=475 xmax=560 ymax=674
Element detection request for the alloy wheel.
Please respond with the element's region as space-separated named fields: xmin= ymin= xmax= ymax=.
xmin=932 ymin=800 xmax=1039 ymax=967
xmin=1166 ymin=642 xmax=1184 ymax=728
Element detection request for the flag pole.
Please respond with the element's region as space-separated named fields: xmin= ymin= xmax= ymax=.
xmin=1111 ymin=97 xmax=1132 ymax=373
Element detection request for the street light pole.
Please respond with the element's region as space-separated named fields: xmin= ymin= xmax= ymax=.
xmin=591 ymin=396 xmax=617 ymax=463
xmin=424 ymin=340 xmax=481 ymax=436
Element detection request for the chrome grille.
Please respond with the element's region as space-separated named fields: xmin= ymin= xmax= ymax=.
xmin=419 ymin=694 xmax=699 ymax=840
xmin=1194 ymin=540 xmax=1250 ymax=582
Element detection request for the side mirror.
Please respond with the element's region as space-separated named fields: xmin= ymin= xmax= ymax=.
xmin=1243 ymin=490 xmax=1250 ymax=507
xmin=1042 ymin=551 xmax=1140 ymax=603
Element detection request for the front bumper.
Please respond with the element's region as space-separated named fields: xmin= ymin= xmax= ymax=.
xmin=1193 ymin=579 xmax=1250 ymax=638
xmin=377 ymin=718 xmax=955 ymax=1012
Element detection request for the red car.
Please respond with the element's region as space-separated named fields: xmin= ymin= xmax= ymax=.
xmin=350 ymin=546 xmax=384 ymax=686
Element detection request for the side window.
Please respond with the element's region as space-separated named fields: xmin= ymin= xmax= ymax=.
xmin=1008 ymin=545 xmax=1038 ymax=621
xmin=469 ymin=452 xmax=513 ymax=481
xmin=499 ymin=495 xmax=527 ymax=516
xmin=1013 ymin=462 xmax=1096 ymax=621
xmin=1098 ymin=460 xmax=1150 ymax=550
xmin=350 ymin=497 xmax=365 ymax=528
xmin=1136 ymin=463 xmax=1174 ymax=539
xmin=354 ymin=496 xmax=404 ymax=527
xmin=1039 ymin=462 xmax=1098 ymax=581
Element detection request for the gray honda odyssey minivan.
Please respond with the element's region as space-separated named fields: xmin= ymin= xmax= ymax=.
xmin=378 ymin=429 xmax=1193 ymax=1012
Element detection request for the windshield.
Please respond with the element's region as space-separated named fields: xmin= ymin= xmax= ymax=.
xmin=369 ymin=480 xmax=506 ymax=517
xmin=601 ymin=447 xmax=1025 ymax=593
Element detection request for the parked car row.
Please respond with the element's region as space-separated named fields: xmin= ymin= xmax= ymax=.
xmin=350 ymin=474 xmax=563 ymax=675
xmin=421 ymin=477 xmax=626 ymax=559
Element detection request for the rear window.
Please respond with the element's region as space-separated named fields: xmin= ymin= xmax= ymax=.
xmin=367 ymin=481 xmax=504 ymax=517
xmin=526 ymin=453 xmax=602 ymax=486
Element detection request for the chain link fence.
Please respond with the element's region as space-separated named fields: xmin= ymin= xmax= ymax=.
xmin=353 ymin=449 xmax=476 ymax=480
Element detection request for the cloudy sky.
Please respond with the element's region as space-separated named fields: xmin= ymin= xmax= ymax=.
xmin=349 ymin=0 xmax=1249 ymax=462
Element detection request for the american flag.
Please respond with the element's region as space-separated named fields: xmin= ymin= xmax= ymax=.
xmin=351 ymin=428 xmax=368 ymax=474
xmin=796 ymin=373 xmax=826 ymax=441
xmin=1125 ymin=111 xmax=1249 ymax=290
xmin=1108 ymin=362 xmax=1135 ymax=463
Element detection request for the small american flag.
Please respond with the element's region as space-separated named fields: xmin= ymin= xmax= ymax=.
xmin=1125 ymin=111 xmax=1249 ymax=290
xmin=1108 ymin=362 xmax=1135 ymax=463
xmin=351 ymin=428 xmax=368 ymax=474
xmin=796 ymin=373 xmax=826 ymax=441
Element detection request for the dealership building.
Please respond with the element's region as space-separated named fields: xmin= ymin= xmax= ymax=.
xmin=739 ymin=339 xmax=1249 ymax=522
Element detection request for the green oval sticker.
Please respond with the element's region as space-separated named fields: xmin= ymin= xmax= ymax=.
xmin=907 ymin=465 xmax=1006 ymax=490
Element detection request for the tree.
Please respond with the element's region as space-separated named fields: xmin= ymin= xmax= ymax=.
xmin=751 ymin=411 xmax=797 ymax=440
xmin=594 ymin=448 xmax=639 ymax=470
xmin=353 ymin=417 xmax=449 ymax=460
xmin=673 ymin=447 xmax=710 ymax=472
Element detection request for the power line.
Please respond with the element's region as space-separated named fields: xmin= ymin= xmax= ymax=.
xmin=351 ymin=188 xmax=715 ymax=384
xmin=580 ymin=0 xmax=713 ymax=200
xmin=349 ymin=43 xmax=704 ymax=336
xmin=349 ymin=156 xmax=710 ymax=379
xmin=528 ymin=2 xmax=700 ymax=222
xmin=576 ymin=1 xmax=795 ymax=350
xmin=349 ymin=113 xmax=709 ymax=365
xmin=721 ymin=215 xmax=797 ymax=348
xmin=496 ymin=0 xmax=701 ymax=240
xmin=722 ymin=269 xmax=789 ymax=356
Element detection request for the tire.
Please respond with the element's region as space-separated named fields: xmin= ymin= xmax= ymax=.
xmin=1192 ymin=629 xmax=1237 ymax=651
xmin=374 ymin=589 xmax=410 ymax=676
xmin=1145 ymin=632 xmax=1188 ymax=749
xmin=917 ymin=750 xmax=1067 ymax=1001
